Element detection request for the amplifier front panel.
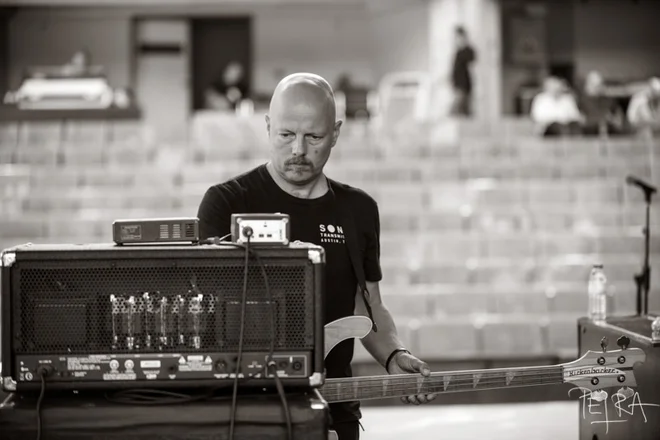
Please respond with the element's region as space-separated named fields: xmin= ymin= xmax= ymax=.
xmin=13 ymin=259 xmax=314 ymax=356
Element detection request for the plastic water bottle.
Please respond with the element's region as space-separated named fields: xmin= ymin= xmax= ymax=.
xmin=588 ymin=264 xmax=608 ymax=322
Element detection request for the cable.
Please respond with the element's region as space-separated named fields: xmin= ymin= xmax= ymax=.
xmin=250 ymin=249 xmax=292 ymax=440
xmin=270 ymin=360 xmax=293 ymax=440
xmin=35 ymin=366 xmax=52 ymax=440
xmin=226 ymin=229 xmax=290 ymax=440
xmin=198 ymin=233 xmax=231 ymax=245
xmin=105 ymin=233 xmax=291 ymax=438
xmin=228 ymin=228 xmax=252 ymax=440
xmin=36 ymin=374 xmax=45 ymax=440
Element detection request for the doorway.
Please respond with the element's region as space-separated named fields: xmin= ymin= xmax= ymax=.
xmin=134 ymin=18 xmax=191 ymax=143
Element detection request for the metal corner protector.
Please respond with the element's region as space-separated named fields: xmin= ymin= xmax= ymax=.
xmin=1 ymin=251 xmax=16 ymax=268
xmin=307 ymin=247 xmax=325 ymax=264
xmin=2 ymin=376 xmax=17 ymax=392
xmin=309 ymin=372 xmax=325 ymax=387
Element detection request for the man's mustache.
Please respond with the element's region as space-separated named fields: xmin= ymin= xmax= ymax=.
xmin=286 ymin=158 xmax=312 ymax=166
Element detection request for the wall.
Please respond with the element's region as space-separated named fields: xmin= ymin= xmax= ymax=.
xmin=8 ymin=9 xmax=133 ymax=89
xmin=367 ymin=1 xmax=429 ymax=82
xmin=574 ymin=0 xmax=660 ymax=82
xmin=253 ymin=9 xmax=374 ymax=93
xmin=7 ymin=3 xmax=430 ymax=97
xmin=0 ymin=10 xmax=10 ymax=94
xmin=501 ymin=0 xmax=660 ymax=115
xmin=545 ymin=0 xmax=573 ymax=65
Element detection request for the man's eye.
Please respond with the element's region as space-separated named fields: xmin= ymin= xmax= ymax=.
xmin=310 ymin=136 xmax=322 ymax=140
xmin=280 ymin=133 xmax=293 ymax=138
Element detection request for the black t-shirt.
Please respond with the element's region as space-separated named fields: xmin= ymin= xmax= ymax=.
xmin=197 ymin=164 xmax=382 ymax=424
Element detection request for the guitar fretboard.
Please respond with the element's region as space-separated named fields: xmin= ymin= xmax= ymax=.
xmin=321 ymin=365 xmax=564 ymax=403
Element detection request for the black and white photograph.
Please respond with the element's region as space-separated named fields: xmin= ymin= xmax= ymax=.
xmin=0 ymin=0 xmax=659 ymax=439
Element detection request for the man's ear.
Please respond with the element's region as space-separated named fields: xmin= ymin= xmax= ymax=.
xmin=331 ymin=120 xmax=343 ymax=148
xmin=265 ymin=114 xmax=271 ymax=135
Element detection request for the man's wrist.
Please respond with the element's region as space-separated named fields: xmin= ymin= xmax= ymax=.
xmin=385 ymin=348 xmax=410 ymax=372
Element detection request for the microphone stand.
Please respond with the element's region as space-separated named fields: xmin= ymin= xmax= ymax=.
xmin=633 ymin=184 xmax=655 ymax=316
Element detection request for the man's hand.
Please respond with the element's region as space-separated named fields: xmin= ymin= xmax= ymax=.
xmin=387 ymin=351 xmax=436 ymax=405
xmin=290 ymin=240 xmax=316 ymax=248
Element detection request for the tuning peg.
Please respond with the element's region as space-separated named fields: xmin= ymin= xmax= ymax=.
xmin=600 ymin=336 xmax=609 ymax=352
xmin=617 ymin=335 xmax=630 ymax=350
xmin=652 ymin=317 xmax=660 ymax=342
xmin=616 ymin=387 xmax=635 ymax=399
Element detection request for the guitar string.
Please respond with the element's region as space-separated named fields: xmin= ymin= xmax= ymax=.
xmin=322 ymin=369 xmax=573 ymax=399
xmin=328 ymin=366 xmax=564 ymax=381
xmin=324 ymin=367 xmax=565 ymax=386
xmin=323 ymin=377 xmax=566 ymax=400
xmin=323 ymin=373 xmax=565 ymax=391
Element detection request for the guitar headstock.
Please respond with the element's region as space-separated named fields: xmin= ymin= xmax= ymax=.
xmin=562 ymin=345 xmax=645 ymax=391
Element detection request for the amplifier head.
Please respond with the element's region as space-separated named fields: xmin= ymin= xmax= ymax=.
xmin=1 ymin=243 xmax=325 ymax=391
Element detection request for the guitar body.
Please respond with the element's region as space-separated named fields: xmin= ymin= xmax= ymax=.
xmin=323 ymin=315 xmax=373 ymax=440
xmin=324 ymin=315 xmax=373 ymax=359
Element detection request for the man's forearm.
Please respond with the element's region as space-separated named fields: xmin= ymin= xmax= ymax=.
xmin=360 ymin=303 xmax=406 ymax=369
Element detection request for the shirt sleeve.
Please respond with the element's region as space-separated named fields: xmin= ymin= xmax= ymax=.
xmin=364 ymin=199 xmax=382 ymax=282
xmin=197 ymin=184 xmax=244 ymax=240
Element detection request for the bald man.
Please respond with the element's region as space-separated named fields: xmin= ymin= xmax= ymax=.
xmin=197 ymin=73 xmax=434 ymax=439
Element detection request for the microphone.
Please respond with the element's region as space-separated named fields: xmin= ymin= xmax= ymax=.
xmin=626 ymin=175 xmax=657 ymax=196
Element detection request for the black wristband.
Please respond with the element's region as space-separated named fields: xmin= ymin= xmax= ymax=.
xmin=385 ymin=348 xmax=411 ymax=372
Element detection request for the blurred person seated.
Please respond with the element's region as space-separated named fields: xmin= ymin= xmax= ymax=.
xmin=530 ymin=77 xmax=582 ymax=137
xmin=11 ymin=48 xmax=115 ymax=110
xmin=205 ymin=61 xmax=249 ymax=112
xmin=578 ymin=71 xmax=625 ymax=137
xmin=59 ymin=49 xmax=104 ymax=77
xmin=627 ymin=77 xmax=660 ymax=134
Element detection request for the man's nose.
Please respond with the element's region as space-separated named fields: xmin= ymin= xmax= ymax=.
xmin=291 ymin=136 xmax=307 ymax=156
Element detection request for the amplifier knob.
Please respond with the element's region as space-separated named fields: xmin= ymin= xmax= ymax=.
xmin=292 ymin=361 xmax=302 ymax=371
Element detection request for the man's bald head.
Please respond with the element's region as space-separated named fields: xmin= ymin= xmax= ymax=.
xmin=268 ymin=73 xmax=337 ymax=126
xmin=265 ymin=73 xmax=342 ymax=190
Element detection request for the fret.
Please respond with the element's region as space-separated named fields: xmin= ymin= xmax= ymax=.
xmin=416 ymin=376 xmax=425 ymax=395
xmin=443 ymin=375 xmax=452 ymax=391
xmin=472 ymin=373 xmax=482 ymax=389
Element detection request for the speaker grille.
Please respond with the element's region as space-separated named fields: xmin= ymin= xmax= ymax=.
xmin=13 ymin=258 xmax=314 ymax=355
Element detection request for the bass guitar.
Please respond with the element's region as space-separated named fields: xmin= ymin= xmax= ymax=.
xmin=322 ymin=316 xmax=645 ymax=440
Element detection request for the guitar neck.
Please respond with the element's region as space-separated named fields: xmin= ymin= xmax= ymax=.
xmin=321 ymin=364 xmax=565 ymax=403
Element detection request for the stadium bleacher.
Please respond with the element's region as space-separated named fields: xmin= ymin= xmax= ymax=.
xmin=1 ymin=116 xmax=658 ymax=368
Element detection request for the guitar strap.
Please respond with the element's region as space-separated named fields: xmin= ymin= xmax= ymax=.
xmin=330 ymin=180 xmax=378 ymax=332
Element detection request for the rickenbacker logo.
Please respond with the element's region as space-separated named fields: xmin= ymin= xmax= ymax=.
xmin=565 ymin=367 xmax=621 ymax=377
xmin=319 ymin=224 xmax=345 ymax=244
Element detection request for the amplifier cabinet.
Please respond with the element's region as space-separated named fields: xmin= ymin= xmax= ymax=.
xmin=0 ymin=389 xmax=330 ymax=440
xmin=1 ymin=243 xmax=325 ymax=392
xmin=577 ymin=316 xmax=660 ymax=440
